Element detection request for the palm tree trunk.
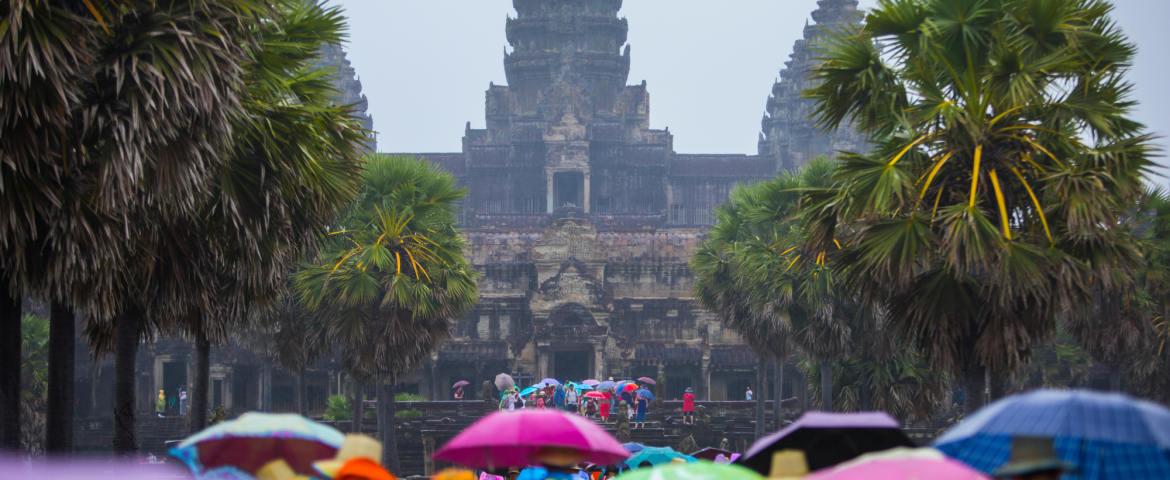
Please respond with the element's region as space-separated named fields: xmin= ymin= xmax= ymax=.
xmin=189 ymin=332 xmax=211 ymax=435
xmin=754 ymin=356 xmax=766 ymax=440
xmin=820 ymin=360 xmax=832 ymax=412
xmin=860 ymin=376 xmax=872 ymax=411
xmin=296 ymin=367 xmax=308 ymax=417
xmin=989 ymin=368 xmax=1007 ymax=401
xmin=0 ymin=289 xmax=20 ymax=451
xmin=378 ymin=380 xmax=400 ymax=476
xmin=46 ymin=301 xmax=75 ymax=456
xmin=262 ymin=363 xmax=273 ymax=412
xmin=772 ymin=358 xmax=783 ymax=430
xmin=113 ymin=307 xmax=141 ymax=458
xmin=963 ymin=361 xmax=987 ymax=415
xmin=1109 ymin=364 xmax=1122 ymax=391
xmin=351 ymin=380 xmax=363 ymax=433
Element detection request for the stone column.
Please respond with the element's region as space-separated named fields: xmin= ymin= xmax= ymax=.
xmin=593 ymin=344 xmax=606 ymax=380
xmin=537 ymin=344 xmax=550 ymax=381
xmin=700 ymin=354 xmax=711 ymax=401
xmin=583 ymin=172 xmax=591 ymax=213
xmin=547 ymin=172 xmax=555 ymax=213
xmin=474 ymin=362 xmax=485 ymax=400
xmin=422 ymin=434 xmax=436 ymax=476
xmin=429 ymin=360 xmax=440 ymax=401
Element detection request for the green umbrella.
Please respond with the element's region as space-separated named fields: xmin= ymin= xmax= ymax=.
xmin=616 ymin=462 xmax=763 ymax=480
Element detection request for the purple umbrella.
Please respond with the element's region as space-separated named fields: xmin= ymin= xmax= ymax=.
xmin=597 ymin=381 xmax=617 ymax=390
xmin=736 ymin=411 xmax=913 ymax=475
xmin=453 ymin=381 xmax=470 ymax=388
xmin=433 ymin=409 xmax=630 ymax=469
xmin=637 ymin=377 xmax=656 ymax=385
xmin=540 ymin=378 xmax=562 ymax=386
xmin=582 ymin=379 xmax=601 ymax=386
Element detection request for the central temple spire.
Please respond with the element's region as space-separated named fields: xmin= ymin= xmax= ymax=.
xmin=504 ymin=0 xmax=631 ymax=116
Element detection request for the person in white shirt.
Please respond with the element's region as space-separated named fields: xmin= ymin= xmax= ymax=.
xmin=746 ymin=386 xmax=753 ymax=401
xmin=565 ymin=388 xmax=578 ymax=413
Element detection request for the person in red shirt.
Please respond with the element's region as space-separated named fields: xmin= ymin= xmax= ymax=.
xmin=598 ymin=390 xmax=612 ymax=423
xmin=682 ymin=387 xmax=695 ymax=425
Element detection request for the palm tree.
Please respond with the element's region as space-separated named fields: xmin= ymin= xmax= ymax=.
xmin=801 ymin=0 xmax=1154 ymax=414
xmin=2 ymin=0 xmax=263 ymax=454
xmin=798 ymin=350 xmax=950 ymax=424
xmin=83 ymin=0 xmax=365 ymax=447
xmin=298 ymin=154 xmax=479 ymax=475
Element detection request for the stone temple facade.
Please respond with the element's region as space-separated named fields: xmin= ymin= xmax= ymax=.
xmin=72 ymin=0 xmax=872 ymax=431
xmin=759 ymin=0 xmax=866 ymax=171
xmin=401 ymin=0 xmax=866 ymax=404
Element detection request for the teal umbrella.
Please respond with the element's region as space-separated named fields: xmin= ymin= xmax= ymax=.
xmin=626 ymin=446 xmax=697 ymax=469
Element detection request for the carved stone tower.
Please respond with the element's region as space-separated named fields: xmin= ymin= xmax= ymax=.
xmin=759 ymin=0 xmax=866 ymax=171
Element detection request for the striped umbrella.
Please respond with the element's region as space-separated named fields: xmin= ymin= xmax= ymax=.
xmin=170 ymin=413 xmax=344 ymax=480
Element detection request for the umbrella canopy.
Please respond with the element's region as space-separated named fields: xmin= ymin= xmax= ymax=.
xmin=626 ymin=446 xmax=697 ymax=469
xmin=582 ymin=379 xmax=601 ymax=386
xmin=597 ymin=381 xmax=617 ymax=390
xmin=532 ymin=382 xmax=549 ymax=389
xmin=584 ymin=391 xmax=607 ymax=399
xmin=634 ymin=389 xmax=655 ymax=401
xmin=453 ymin=381 xmax=470 ymax=389
xmin=540 ymin=378 xmax=562 ymax=386
xmin=622 ymin=443 xmax=647 ymax=454
xmin=619 ymin=383 xmax=639 ymax=393
xmin=433 ymin=409 xmax=630 ymax=469
xmin=690 ymin=447 xmax=734 ymax=462
xmin=571 ymin=383 xmax=593 ymax=391
xmin=637 ymin=377 xmax=656 ymax=385
xmin=495 ymin=374 xmax=515 ymax=392
xmin=520 ymin=387 xmax=539 ymax=397
xmin=737 ymin=412 xmax=913 ymax=475
xmin=170 ymin=413 xmax=345 ymax=479
xmin=806 ymin=447 xmax=990 ymax=480
xmin=3 ymin=459 xmax=195 ymax=480
xmin=616 ymin=462 xmax=762 ymax=480
xmin=934 ymin=389 xmax=1170 ymax=480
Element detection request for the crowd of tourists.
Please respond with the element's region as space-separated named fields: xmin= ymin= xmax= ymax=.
xmin=490 ymin=378 xmax=691 ymax=429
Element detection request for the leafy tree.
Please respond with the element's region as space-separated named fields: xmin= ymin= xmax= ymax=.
xmin=298 ymin=154 xmax=479 ymax=475
xmin=801 ymin=0 xmax=1155 ymax=413
xmin=798 ymin=351 xmax=950 ymax=425
xmin=1008 ymin=328 xmax=1092 ymax=393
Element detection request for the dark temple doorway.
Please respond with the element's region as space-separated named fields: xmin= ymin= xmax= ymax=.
xmin=162 ymin=361 xmax=188 ymax=412
xmin=554 ymin=172 xmax=583 ymax=209
xmin=555 ymin=351 xmax=590 ymax=382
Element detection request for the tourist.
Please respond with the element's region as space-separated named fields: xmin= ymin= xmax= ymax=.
xmin=598 ymin=390 xmax=612 ymax=423
xmin=536 ymin=392 xmax=547 ymax=409
xmin=633 ymin=393 xmax=648 ymax=428
xmin=993 ymin=436 xmax=1077 ymax=480
xmin=157 ymin=390 xmax=166 ymax=417
xmin=455 ymin=386 xmax=464 ymax=400
xmin=746 ymin=386 xmax=753 ymax=401
xmin=682 ymin=387 xmax=695 ymax=425
xmin=179 ymin=388 xmax=187 ymax=416
xmin=565 ymin=387 xmax=578 ymax=413
xmin=503 ymin=390 xmax=518 ymax=412
xmin=553 ymin=385 xmax=566 ymax=410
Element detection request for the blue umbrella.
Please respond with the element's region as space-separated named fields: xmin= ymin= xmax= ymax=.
xmin=634 ymin=389 xmax=655 ymax=400
xmin=597 ymin=381 xmax=617 ymax=390
xmin=934 ymin=389 xmax=1170 ymax=480
xmin=519 ymin=386 xmax=539 ymax=397
xmin=571 ymin=383 xmax=593 ymax=392
xmin=627 ymin=446 xmax=697 ymax=469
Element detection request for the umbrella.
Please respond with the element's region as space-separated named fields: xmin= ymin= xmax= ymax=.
xmin=520 ymin=387 xmax=539 ymax=397
xmin=584 ymin=391 xmax=607 ymax=399
xmin=453 ymin=381 xmax=470 ymax=389
xmin=571 ymin=383 xmax=593 ymax=391
xmin=934 ymin=389 xmax=1170 ymax=480
xmin=626 ymin=446 xmax=697 ymax=469
xmin=622 ymin=443 xmax=646 ymax=454
xmin=690 ymin=447 xmax=734 ymax=462
xmin=634 ymin=389 xmax=655 ymax=400
xmin=432 ymin=409 xmax=630 ymax=469
xmin=3 ymin=459 xmax=195 ymax=480
xmin=619 ymin=383 xmax=639 ymax=393
xmin=736 ymin=412 xmax=913 ymax=475
xmin=541 ymin=378 xmax=562 ymax=386
xmin=637 ymin=377 xmax=656 ymax=385
xmin=805 ymin=447 xmax=990 ymax=480
xmin=170 ymin=413 xmax=345 ymax=479
xmin=616 ymin=462 xmax=762 ymax=480
xmin=597 ymin=381 xmax=617 ymax=390
xmin=532 ymin=382 xmax=548 ymax=389
xmin=582 ymin=379 xmax=601 ymax=386
xmin=495 ymin=374 xmax=515 ymax=392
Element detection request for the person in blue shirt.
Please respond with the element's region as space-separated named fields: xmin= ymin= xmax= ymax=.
xmin=634 ymin=394 xmax=648 ymax=429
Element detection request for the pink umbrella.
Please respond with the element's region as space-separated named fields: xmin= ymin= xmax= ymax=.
xmin=637 ymin=377 xmax=656 ymax=385
xmin=805 ymin=447 xmax=990 ymax=480
xmin=433 ymin=409 xmax=630 ymax=469
xmin=582 ymin=379 xmax=601 ymax=386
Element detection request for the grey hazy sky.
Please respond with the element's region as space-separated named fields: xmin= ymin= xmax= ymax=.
xmin=328 ymin=0 xmax=1169 ymax=175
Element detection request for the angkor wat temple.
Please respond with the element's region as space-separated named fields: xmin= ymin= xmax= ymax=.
xmin=73 ymin=0 xmax=865 ymax=432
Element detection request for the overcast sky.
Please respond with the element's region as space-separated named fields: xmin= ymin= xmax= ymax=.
xmin=327 ymin=0 xmax=1169 ymax=175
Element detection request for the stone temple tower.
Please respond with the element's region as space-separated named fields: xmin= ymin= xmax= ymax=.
xmin=759 ymin=0 xmax=867 ymax=171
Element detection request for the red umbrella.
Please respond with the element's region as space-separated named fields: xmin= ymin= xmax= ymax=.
xmin=432 ymin=409 xmax=630 ymax=469
xmin=452 ymin=381 xmax=470 ymax=388
xmin=620 ymin=383 xmax=639 ymax=393
xmin=637 ymin=377 xmax=656 ymax=385
xmin=584 ymin=391 xmax=606 ymax=399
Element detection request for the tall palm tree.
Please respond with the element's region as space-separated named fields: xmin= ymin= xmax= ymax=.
xmin=2 ymin=0 xmax=262 ymax=453
xmin=83 ymin=0 xmax=365 ymax=447
xmin=801 ymin=0 xmax=1154 ymax=414
xmin=298 ymin=154 xmax=479 ymax=475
